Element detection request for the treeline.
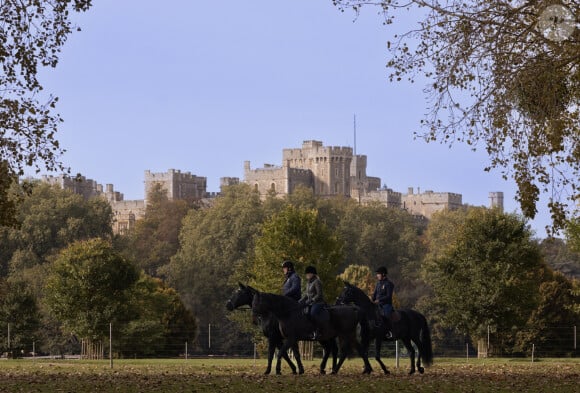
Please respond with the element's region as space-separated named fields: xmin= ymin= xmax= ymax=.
xmin=1 ymin=181 xmax=579 ymax=357
xmin=0 ymin=182 xmax=195 ymax=357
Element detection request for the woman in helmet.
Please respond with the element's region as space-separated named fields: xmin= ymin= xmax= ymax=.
xmin=299 ymin=266 xmax=329 ymax=340
xmin=281 ymin=260 xmax=301 ymax=301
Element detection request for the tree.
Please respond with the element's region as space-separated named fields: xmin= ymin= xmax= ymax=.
xmin=515 ymin=271 xmax=580 ymax=356
xmin=0 ymin=1 xmax=93 ymax=224
xmin=118 ymin=275 xmax=197 ymax=357
xmin=567 ymin=217 xmax=580 ymax=253
xmin=0 ymin=279 xmax=39 ymax=357
xmin=11 ymin=182 xmax=113 ymax=260
xmin=45 ymin=239 xmax=139 ymax=343
xmin=122 ymin=183 xmax=191 ymax=277
xmin=539 ymin=237 xmax=580 ymax=279
xmin=250 ymin=204 xmax=344 ymax=299
xmin=422 ymin=207 xmax=545 ymax=351
xmin=162 ymin=184 xmax=264 ymax=336
xmin=338 ymin=264 xmax=375 ymax=295
xmin=333 ymin=201 xmax=426 ymax=307
xmin=333 ymin=1 xmax=580 ymax=231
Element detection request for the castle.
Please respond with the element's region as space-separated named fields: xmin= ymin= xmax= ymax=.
xmin=242 ymin=140 xmax=498 ymax=219
xmin=40 ymin=140 xmax=504 ymax=233
xmin=244 ymin=140 xmax=380 ymax=199
xmin=42 ymin=169 xmax=210 ymax=234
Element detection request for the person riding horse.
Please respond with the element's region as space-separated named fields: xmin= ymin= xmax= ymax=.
xmin=299 ymin=266 xmax=330 ymax=340
xmin=282 ymin=260 xmax=301 ymax=301
xmin=372 ymin=266 xmax=394 ymax=336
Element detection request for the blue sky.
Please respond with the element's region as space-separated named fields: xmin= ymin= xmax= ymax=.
xmin=36 ymin=0 xmax=552 ymax=235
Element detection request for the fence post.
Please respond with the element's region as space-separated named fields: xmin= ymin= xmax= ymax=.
xmin=531 ymin=344 xmax=535 ymax=363
xmin=253 ymin=342 xmax=257 ymax=367
xmin=574 ymin=326 xmax=577 ymax=350
xmin=466 ymin=343 xmax=469 ymax=362
xmin=33 ymin=341 xmax=35 ymax=360
xmin=208 ymin=324 xmax=211 ymax=351
xmin=109 ymin=323 xmax=113 ymax=369
xmin=395 ymin=340 xmax=400 ymax=368
xmin=487 ymin=325 xmax=490 ymax=357
xmin=7 ymin=323 xmax=10 ymax=355
xmin=185 ymin=342 xmax=188 ymax=360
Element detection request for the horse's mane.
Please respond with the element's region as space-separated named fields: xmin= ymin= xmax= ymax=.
xmin=347 ymin=283 xmax=374 ymax=307
xmin=255 ymin=291 xmax=300 ymax=318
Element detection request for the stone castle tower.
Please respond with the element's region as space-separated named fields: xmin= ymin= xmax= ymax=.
xmin=144 ymin=169 xmax=207 ymax=203
xmin=489 ymin=191 xmax=504 ymax=212
xmin=281 ymin=140 xmax=353 ymax=197
xmin=244 ymin=140 xmax=382 ymax=199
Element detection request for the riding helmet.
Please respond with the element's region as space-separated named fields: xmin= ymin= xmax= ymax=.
xmin=282 ymin=260 xmax=295 ymax=270
xmin=305 ymin=266 xmax=317 ymax=275
xmin=376 ymin=266 xmax=388 ymax=275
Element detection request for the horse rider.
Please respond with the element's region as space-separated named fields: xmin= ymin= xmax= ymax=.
xmin=372 ymin=266 xmax=394 ymax=336
xmin=299 ymin=266 xmax=330 ymax=340
xmin=282 ymin=260 xmax=301 ymax=301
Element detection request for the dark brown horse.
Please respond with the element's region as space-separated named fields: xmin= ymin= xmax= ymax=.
xmin=251 ymin=289 xmax=373 ymax=374
xmin=226 ymin=283 xmax=307 ymax=374
xmin=336 ymin=282 xmax=433 ymax=375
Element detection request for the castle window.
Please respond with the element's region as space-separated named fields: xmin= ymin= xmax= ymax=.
xmin=271 ymin=183 xmax=276 ymax=192
xmin=254 ymin=184 xmax=259 ymax=192
xmin=335 ymin=168 xmax=339 ymax=177
xmin=335 ymin=182 xmax=339 ymax=194
xmin=358 ymin=170 xmax=361 ymax=179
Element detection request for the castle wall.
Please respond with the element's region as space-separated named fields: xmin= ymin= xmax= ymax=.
xmin=244 ymin=162 xmax=290 ymax=198
xmin=144 ymin=169 xmax=207 ymax=202
xmin=111 ymin=199 xmax=146 ymax=235
xmin=361 ymin=188 xmax=402 ymax=208
xmin=402 ymin=188 xmax=463 ymax=219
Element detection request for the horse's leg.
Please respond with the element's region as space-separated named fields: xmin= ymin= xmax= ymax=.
xmin=319 ymin=341 xmax=331 ymax=375
xmin=374 ymin=336 xmax=389 ymax=375
xmin=277 ymin=341 xmax=297 ymax=375
xmin=333 ymin=338 xmax=348 ymax=374
xmin=412 ymin=334 xmax=424 ymax=374
xmin=264 ymin=338 xmax=275 ymax=375
xmin=331 ymin=340 xmax=338 ymax=374
xmin=401 ymin=337 xmax=416 ymax=375
xmin=354 ymin=337 xmax=373 ymax=374
xmin=290 ymin=342 xmax=304 ymax=375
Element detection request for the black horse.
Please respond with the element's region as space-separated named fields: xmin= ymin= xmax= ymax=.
xmin=336 ymin=282 xmax=433 ymax=375
xmin=226 ymin=283 xmax=305 ymax=375
xmin=251 ymin=289 xmax=373 ymax=374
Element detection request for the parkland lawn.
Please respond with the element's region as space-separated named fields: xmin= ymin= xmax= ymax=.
xmin=0 ymin=358 xmax=578 ymax=392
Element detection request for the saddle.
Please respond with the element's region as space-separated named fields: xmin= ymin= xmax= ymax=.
xmin=390 ymin=310 xmax=402 ymax=323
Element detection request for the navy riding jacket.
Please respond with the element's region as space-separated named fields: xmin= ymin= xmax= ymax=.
xmin=372 ymin=278 xmax=394 ymax=305
xmin=282 ymin=271 xmax=301 ymax=301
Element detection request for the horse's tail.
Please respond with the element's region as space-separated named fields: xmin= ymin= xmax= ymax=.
xmin=420 ymin=315 xmax=433 ymax=367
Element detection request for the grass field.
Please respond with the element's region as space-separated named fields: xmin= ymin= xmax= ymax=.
xmin=0 ymin=357 xmax=578 ymax=392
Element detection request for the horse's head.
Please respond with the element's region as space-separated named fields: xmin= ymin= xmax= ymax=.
xmin=226 ymin=282 xmax=256 ymax=311
xmin=335 ymin=281 xmax=356 ymax=305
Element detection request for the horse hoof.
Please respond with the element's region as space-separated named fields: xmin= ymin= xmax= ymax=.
xmin=264 ymin=370 xmax=271 ymax=375
xmin=363 ymin=368 xmax=372 ymax=375
xmin=418 ymin=367 xmax=425 ymax=374
xmin=298 ymin=368 xmax=305 ymax=375
xmin=409 ymin=369 xmax=416 ymax=375
xmin=291 ymin=369 xmax=297 ymax=375
xmin=383 ymin=369 xmax=390 ymax=375
xmin=320 ymin=370 xmax=326 ymax=375
xmin=276 ymin=370 xmax=282 ymax=375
